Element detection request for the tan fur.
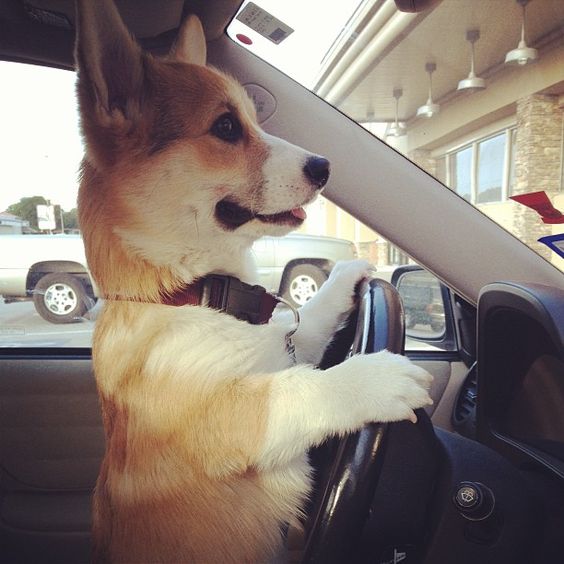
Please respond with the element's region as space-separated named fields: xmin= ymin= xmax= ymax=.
xmin=75 ymin=3 xmax=316 ymax=560
xmin=90 ymin=302 xmax=306 ymax=563
xmin=75 ymin=4 xmax=435 ymax=563
xmin=77 ymin=61 xmax=268 ymax=303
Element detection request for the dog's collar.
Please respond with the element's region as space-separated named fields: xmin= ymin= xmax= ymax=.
xmin=161 ymin=275 xmax=280 ymax=325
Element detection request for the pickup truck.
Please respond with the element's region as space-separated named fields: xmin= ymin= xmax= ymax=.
xmin=0 ymin=233 xmax=357 ymax=323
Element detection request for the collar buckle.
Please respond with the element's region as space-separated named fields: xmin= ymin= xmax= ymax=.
xmin=201 ymin=275 xmax=279 ymax=325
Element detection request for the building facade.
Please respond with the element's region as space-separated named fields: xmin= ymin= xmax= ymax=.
xmin=297 ymin=0 xmax=564 ymax=272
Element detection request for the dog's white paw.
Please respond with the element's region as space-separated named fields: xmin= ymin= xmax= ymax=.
xmin=338 ymin=350 xmax=433 ymax=425
xmin=320 ymin=259 xmax=374 ymax=314
xmin=327 ymin=258 xmax=373 ymax=284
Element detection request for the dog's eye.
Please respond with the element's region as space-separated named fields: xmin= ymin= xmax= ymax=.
xmin=211 ymin=113 xmax=243 ymax=143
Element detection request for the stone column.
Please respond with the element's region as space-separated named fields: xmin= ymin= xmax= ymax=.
xmin=513 ymin=94 xmax=564 ymax=260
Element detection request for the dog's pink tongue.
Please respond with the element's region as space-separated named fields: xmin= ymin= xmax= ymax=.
xmin=291 ymin=207 xmax=307 ymax=220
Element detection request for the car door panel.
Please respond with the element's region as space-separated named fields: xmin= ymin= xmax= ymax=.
xmin=0 ymin=357 xmax=102 ymax=563
xmin=0 ymin=351 xmax=461 ymax=563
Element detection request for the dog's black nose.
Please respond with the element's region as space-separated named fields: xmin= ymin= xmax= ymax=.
xmin=304 ymin=156 xmax=330 ymax=189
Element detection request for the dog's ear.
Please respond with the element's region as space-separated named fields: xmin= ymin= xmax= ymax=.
xmin=75 ymin=0 xmax=144 ymax=124
xmin=169 ymin=15 xmax=207 ymax=66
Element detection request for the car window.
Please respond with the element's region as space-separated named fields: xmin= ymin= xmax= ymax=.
xmin=0 ymin=62 xmax=93 ymax=348
xmin=0 ymin=54 xmax=443 ymax=353
xmin=228 ymin=0 xmax=564 ymax=274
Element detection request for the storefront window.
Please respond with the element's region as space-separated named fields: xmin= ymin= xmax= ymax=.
xmin=450 ymin=146 xmax=472 ymax=202
xmin=477 ymin=133 xmax=505 ymax=204
xmin=446 ymin=129 xmax=516 ymax=205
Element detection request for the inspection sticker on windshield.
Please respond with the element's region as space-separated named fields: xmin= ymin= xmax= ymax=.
xmin=236 ymin=2 xmax=294 ymax=44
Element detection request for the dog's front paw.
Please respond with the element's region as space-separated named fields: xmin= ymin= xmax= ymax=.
xmin=342 ymin=351 xmax=433 ymax=424
xmin=320 ymin=259 xmax=374 ymax=314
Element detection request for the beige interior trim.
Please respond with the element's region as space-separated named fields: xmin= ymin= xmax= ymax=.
xmin=430 ymin=361 xmax=468 ymax=432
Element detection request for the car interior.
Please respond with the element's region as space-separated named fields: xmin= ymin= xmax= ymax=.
xmin=0 ymin=0 xmax=563 ymax=563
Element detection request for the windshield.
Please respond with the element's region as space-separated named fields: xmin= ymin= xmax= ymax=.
xmin=0 ymin=1 xmax=562 ymax=349
xmin=228 ymin=0 xmax=564 ymax=273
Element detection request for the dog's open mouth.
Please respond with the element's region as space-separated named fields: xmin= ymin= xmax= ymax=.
xmin=215 ymin=199 xmax=307 ymax=230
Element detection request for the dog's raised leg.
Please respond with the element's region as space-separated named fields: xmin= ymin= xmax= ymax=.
xmin=255 ymin=349 xmax=432 ymax=469
xmin=273 ymin=259 xmax=374 ymax=365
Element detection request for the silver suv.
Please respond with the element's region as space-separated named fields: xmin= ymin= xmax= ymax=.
xmin=254 ymin=233 xmax=358 ymax=307
xmin=0 ymin=232 xmax=357 ymax=322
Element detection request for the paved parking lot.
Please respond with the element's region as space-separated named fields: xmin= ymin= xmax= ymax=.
xmin=0 ymin=299 xmax=96 ymax=347
xmin=0 ymin=298 xmax=436 ymax=351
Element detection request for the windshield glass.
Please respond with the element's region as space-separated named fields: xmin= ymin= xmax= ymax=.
xmin=228 ymin=0 xmax=564 ymax=273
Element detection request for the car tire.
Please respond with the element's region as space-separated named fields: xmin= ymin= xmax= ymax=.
xmin=33 ymin=273 xmax=89 ymax=324
xmin=282 ymin=264 xmax=328 ymax=307
xmin=405 ymin=310 xmax=416 ymax=329
xmin=431 ymin=321 xmax=443 ymax=332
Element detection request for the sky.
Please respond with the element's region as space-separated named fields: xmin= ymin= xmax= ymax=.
xmin=0 ymin=61 xmax=83 ymax=212
xmin=0 ymin=1 xmax=363 ymax=214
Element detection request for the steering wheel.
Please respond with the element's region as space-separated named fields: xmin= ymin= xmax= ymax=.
xmin=301 ymin=278 xmax=433 ymax=563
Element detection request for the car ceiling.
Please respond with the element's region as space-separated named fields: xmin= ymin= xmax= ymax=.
xmin=0 ymin=0 xmax=242 ymax=67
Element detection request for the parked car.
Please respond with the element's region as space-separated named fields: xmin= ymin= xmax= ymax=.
xmin=0 ymin=234 xmax=95 ymax=323
xmin=1 ymin=1 xmax=563 ymax=563
xmin=254 ymin=232 xmax=358 ymax=307
xmin=0 ymin=232 xmax=356 ymax=322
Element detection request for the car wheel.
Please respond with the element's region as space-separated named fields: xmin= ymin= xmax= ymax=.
xmin=430 ymin=321 xmax=443 ymax=332
xmin=33 ymin=273 xmax=89 ymax=324
xmin=405 ymin=310 xmax=416 ymax=328
xmin=283 ymin=264 xmax=327 ymax=307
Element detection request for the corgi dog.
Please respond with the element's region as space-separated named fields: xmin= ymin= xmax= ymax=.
xmin=75 ymin=1 xmax=432 ymax=562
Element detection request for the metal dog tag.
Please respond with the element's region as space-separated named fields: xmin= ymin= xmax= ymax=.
xmin=277 ymin=297 xmax=300 ymax=364
xmin=285 ymin=335 xmax=296 ymax=364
